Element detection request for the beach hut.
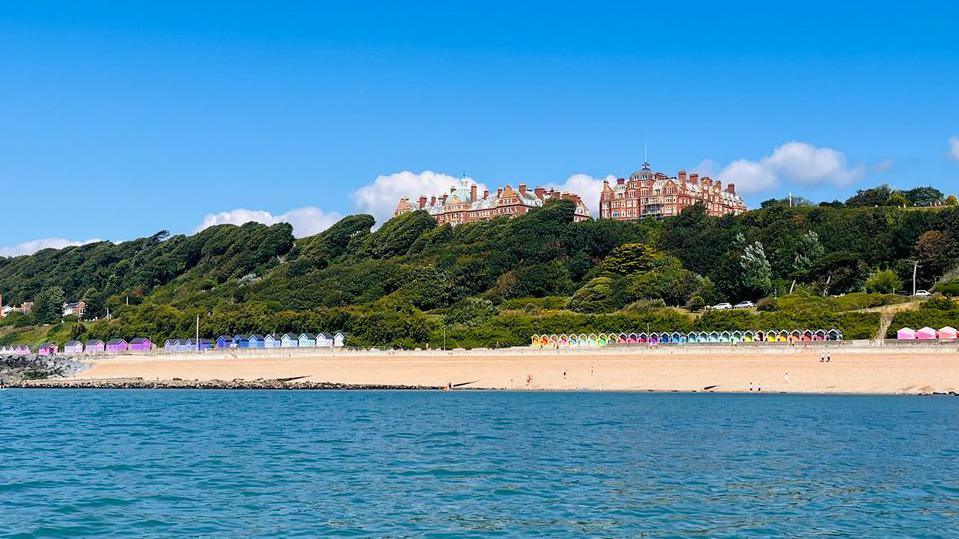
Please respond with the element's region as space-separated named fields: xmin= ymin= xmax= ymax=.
xmin=669 ymin=331 xmax=683 ymax=344
xmin=38 ymin=343 xmax=58 ymax=356
xmin=278 ymin=333 xmax=298 ymax=348
xmin=615 ymin=333 xmax=626 ymax=344
xmin=16 ymin=345 xmax=31 ymax=355
xmin=916 ymin=327 xmax=938 ymax=340
xmin=85 ymin=340 xmax=105 ymax=354
xmin=247 ymin=334 xmax=265 ymax=349
xmin=625 ymin=333 xmax=636 ymax=344
xmin=801 ymin=330 xmax=814 ymax=342
xmin=557 ymin=334 xmax=568 ymax=347
xmin=598 ymin=333 xmax=609 ymax=346
xmin=765 ymin=331 xmax=777 ymax=342
xmin=129 ymin=338 xmax=153 ymax=352
xmin=648 ymin=333 xmax=660 ymax=345
xmin=547 ymin=334 xmax=558 ymax=348
xmin=730 ymin=331 xmax=743 ymax=344
xmin=216 ymin=335 xmax=232 ymax=349
xmin=776 ymin=330 xmax=789 ymax=343
xmin=106 ymin=339 xmax=128 ymax=353
xmin=719 ymin=331 xmax=732 ymax=343
xmin=298 ymin=333 xmax=317 ymax=347
xmin=264 ymin=334 xmax=279 ymax=348
xmin=896 ymin=328 xmax=916 ymax=341
xmin=786 ymin=330 xmax=800 ymax=343
xmin=635 ymin=332 xmax=646 ymax=344
xmin=182 ymin=338 xmax=196 ymax=352
xmin=742 ymin=331 xmax=754 ymax=343
xmin=827 ymin=329 xmax=843 ymax=341
xmin=530 ymin=334 xmax=541 ymax=347
xmin=814 ymin=329 xmax=826 ymax=341
xmin=64 ymin=340 xmax=84 ymax=355
xmin=317 ymin=333 xmax=335 ymax=347
xmin=164 ymin=339 xmax=179 ymax=352
xmin=334 ymin=332 xmax=348 ymax=347
xmin=938 ymin=326 xmax=957 ymax=340
xmin=232 ymin=335 xmax=250 ymax=349
xmin=707 ymin=331 xmax=719 ymax=343
xmin=198 ymin=338 xmax=214 ymax=351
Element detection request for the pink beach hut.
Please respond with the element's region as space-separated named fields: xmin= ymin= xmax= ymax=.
xmin=896 ymin=327 xmax=916 ymax=340
xmin=938 ymin=326 xmax=957 ymax=340
xmin=916 ymin=327 xmax=938 ymax=340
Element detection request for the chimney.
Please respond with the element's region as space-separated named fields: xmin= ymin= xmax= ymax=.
xmin=441 ymin=194 xmax=448 ymax=204
xmin=470 ymin=184 xmax=477 ymax=201
xmin=483 ymin=189 xmax=489 ymax=199
xmin=534 ymin=187 xmax=545 ymax=199
xmin=430 ymin=196 xmax=436 ymax=206
xmin=418 ymin=195 xmax=427 ymax=209
xmin=689 ymin=173 xmax=699 ymax=184
xmin=726 ymin=183 xmax=736 ymax=194
xmin=496 ymin=188 xmax=503 ymax=197
xmin=617 ymin=177 xmax=625 ymax=185
xmin=519 ymin=183 xmax=527 ymax=195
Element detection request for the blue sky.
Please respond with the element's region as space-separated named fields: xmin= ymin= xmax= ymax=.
xmin=2 ymin=1 xmax=958 ymax=254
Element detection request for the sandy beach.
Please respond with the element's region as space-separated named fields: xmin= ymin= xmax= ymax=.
xmin=53 ymin=345 xmax=959 ymax=394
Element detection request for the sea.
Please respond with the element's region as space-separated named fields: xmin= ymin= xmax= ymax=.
xmin=1 ymin=390 xmax=957 ymax=537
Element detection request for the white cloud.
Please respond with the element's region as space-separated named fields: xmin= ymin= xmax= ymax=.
xmin=543 ymin=173 xmax=615 ymax=217
xmin=351 ymin=170 xmax=488 ymax=225
xmin=949 ymin=136 xmax=959 ymax=161
xmin=691 ymin=159 xmax=721 ymax=177
xmin=718 ymin=141 xmax=864 ymax=194
xmin=872 ymin=159 xmax=895 ymax=173
xmin=196 ymin=206 xmax=343 ymax=238
xmin=0 ymin=238 xmax=102 ymax=257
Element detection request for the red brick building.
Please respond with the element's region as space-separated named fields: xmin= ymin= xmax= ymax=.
xmin=599 ymin=161 xmax=747 ymax=220
xmin=394 ymin=178 xmax=591 ymax=226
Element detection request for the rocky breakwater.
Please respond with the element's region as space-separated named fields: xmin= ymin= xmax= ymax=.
xmin=17 ymin=376 xmax=442 ymax=390
xmin=1 ymin=354 xmax=88 ymax=384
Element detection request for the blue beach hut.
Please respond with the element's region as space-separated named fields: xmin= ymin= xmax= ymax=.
xmin=216 ymin=335 xmax=232 ymax=349
xmin=281 ymin=333 xmax=299 ymax=348
xmin=248 ymin=334 xmax=265 ymax=349
xmin=298 ymin=333 xmax=317 ymax=347
xmin=232 ymin=335 xmax=250 ymax=349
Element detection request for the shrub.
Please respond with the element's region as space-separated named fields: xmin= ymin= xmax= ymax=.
xmin=865 ymin=269 xmax=902 ymax=294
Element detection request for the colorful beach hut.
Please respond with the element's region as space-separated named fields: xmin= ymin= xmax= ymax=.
xmin=598 ymin=333 xmax=609 ymax=346
xmin=916 ymin=327 xmax=938 ymax=340
xmin=719 ymin=331 xmax=732 ymax=343
xmin=38 ymin=343 xmax=58 ymax=356
xmin=938 ymin=326 xmax=957 ymax=340
xmin=64 ymin=341 xmax=84 ymax=355
xmin=130 ymin=338 xmax=153 ymax=352
xmin=814 ymin=329 xmax=826 ymax=341
xmin=216 ymin=335 xmax=232 ymax=349
xmin=198 ymin=338 xmax=214 ymax=351
xmin=106 ymin=339 xmax=128 ymax=353
xmin=896 ymin=328 xmax=916 ymax=340
xmin=164 ymin=339 xmax=179 ymax=352
xmin=742 ymin=331 xmax=754 ymax=343
xmin=264 ymin=334 xmax=280 ymax=348
xmin=232 ymin=335 xmax=250 ymax=349
xmin=15 ymin=345 xmax=31 ymax=355
xmin=827 ymin=329 xmax=842 ymax=341
xmin=85 ymin=340 xmax=105 ymax=353
xmin=248 ymin=334 xmax=265 ymax=349
xmin=298 ymin=333 xmax=317 ymax=347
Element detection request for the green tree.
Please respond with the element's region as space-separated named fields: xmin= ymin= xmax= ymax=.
xmin=33 ymin=287 xmax=66 ymax=325
xmin=846 ymin=185 xmax=895 ymax=207
xmin=740 ymin=242 xmax=772 ymax=296
xmin=568 ymin=277 xmax=620 ymax=313
xmin=904 ymin=187 xmax=944 ymax=207
xmin=886 ymin=192 xmax=911 ymax=207
xmin=865 ymin=269 xmax=902 ymax=294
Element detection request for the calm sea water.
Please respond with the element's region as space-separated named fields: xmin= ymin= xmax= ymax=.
xmin=1 ymin=391 xmax=957 ymax=537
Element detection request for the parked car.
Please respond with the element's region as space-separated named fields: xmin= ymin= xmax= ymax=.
xmin=914 ymin=290 xmax=931 ymax=297
xmin=711 ymin=302 xmax=733 ymax=310
xmin=733 ymin=301 xmax=756 ymax=309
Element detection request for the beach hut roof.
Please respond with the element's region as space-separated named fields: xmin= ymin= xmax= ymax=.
xmin=86 ymin=339 xmax=104 ymax=346
xmin=939 ymin=326 xmax=957 ymax=333
xmin=318 ymin=332 xmax=333 ymax=339
xmin=299 ymin=333 xmax=316 ymax=339
xmin=131 ymin=338 xmax=151 ymax=344
xmin=65 ymin=340 xmax=81 ymax=347
xmin=249 ymin=334 xmax=265 ymax=340
xmin=107 ymin=339 xmax=127 ymax=345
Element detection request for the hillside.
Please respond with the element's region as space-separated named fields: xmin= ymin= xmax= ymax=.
xmin=2 ymin=199 xmax=959 ymax=348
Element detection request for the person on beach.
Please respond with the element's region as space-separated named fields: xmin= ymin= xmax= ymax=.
xmin=826 ymin=352 xmax=831 ymax=362
xmin=748 ymin=381 xmax=754 ymax=392
xmin=784 ymin=372 xmax=790 ymax=384
xmin=820 ymin=351 xmax=826 ymax=362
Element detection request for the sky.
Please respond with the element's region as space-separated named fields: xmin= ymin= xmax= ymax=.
xmin=1 ymin=1 xmax=958 ymax=255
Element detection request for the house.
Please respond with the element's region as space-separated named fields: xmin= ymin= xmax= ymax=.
xmin=316 ymin=333 xmax=334 ymax=347
xmin=38 ymin=343 xmax=58 ymax=356
xmin=62 ymin=300 xmax=87 ymax=319
xmin=264 ymin=334 xmax=280 ymax=348
xmin=64 ymin=341 xmax=84 ymax=355
xmin=334 ymin=332 xmax=348 ymax=347
xmin=216 ymin=335 xmax=232 ymax=349
xmin=232 ymin=335 xmax=250 ymax=349
xmin=280 ymin=333 xmax=299 ymax=348
xmin=15 ymin=345 xmax=31 ymax=355
xmin=298 ymin=333 xmax=317 ymax=347
xmin=85 ymin=340 xmax=106 ymax=353
xmin=248 ymin=334 xmax=265 ymax=348
xmin=106 ymin=339 xmax=129 ymax=353
xmin=129 ymin=338 xmax=153 ymax=352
